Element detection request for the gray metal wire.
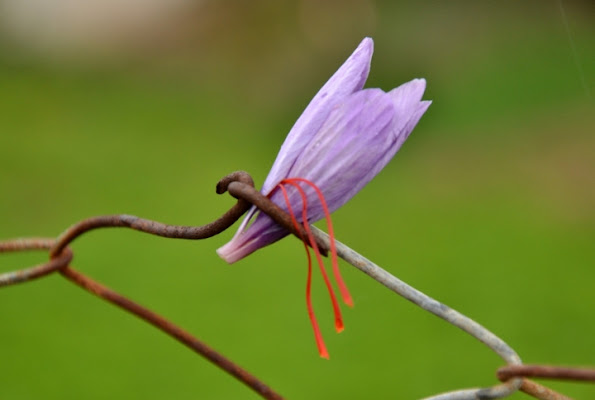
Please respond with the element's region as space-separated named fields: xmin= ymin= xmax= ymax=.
xmin=310 ymin=227 xmax=523 ymax=400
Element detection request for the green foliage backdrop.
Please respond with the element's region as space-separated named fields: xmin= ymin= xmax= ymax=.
xmin=1 ymin=1 xmax=593 ymax=399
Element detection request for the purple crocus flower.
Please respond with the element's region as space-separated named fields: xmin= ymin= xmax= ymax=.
xmin=217 ymin=37 xmax=430 ymax=358
xmin=217 ymin=37 xmax=431 ymax=263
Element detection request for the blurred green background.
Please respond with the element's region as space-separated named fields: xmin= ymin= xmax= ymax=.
xmin=1 ymin=0 xmax=593 ymax=399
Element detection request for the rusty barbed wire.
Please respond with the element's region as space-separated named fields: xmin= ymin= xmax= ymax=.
xmin=1 ymin=170 xmax=593 ymax=400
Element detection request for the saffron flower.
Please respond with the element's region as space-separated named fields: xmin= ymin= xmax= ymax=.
xmin=217 ymin=37 xmax=431 ymax=358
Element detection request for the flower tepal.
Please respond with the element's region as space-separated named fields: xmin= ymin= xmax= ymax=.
xmin=217 ymin=37 xmax=431 ymax=357
xmin=217 ymin=37 xmax=430 ymax=264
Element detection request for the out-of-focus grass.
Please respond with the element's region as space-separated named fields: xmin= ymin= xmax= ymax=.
xmin=1 ymin=1 xmax=593 ymax=399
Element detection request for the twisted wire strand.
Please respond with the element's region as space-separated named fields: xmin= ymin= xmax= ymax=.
xmin=0 ymin=238 xmax=72 ymax=287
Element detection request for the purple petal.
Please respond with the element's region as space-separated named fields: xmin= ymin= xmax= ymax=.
xmin=217 ymin=88 xmax=397 ymax=263
xmin=217 ymin=38 xmax=375 ymax=263
xmin=354 ymin=79 xmax=431 ymax=188
xmin=283 ymin=80 xmax=431 ymax=221
xmin=260 ymin=37 xmax=374 ymax=195
xmin=387 ymin=78 xmax=430 ymax=149
xmin=283 ymin=88 xmax=395 ymax=220
xmin=217 ymin=48 xmax=432 ymax=264
xmin=217 ymin=215 xmax=288 ymax=263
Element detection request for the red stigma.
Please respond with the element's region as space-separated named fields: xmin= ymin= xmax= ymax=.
xmin=271 ymin=177 xmax=353 ymax=358
xmin=286 ymin=178 xmax=354 ymax=308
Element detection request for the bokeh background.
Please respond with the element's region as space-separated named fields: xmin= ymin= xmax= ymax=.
xmin=1 ymin=0 xmax=593 ymax=399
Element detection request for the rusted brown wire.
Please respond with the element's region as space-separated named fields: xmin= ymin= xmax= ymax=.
xmin=0 ymin=171 xmax=283 ymax=400
xmin=0 ymin=238 xmax=72 ymax=287
xmin=60 ymin=265 xmax=283 ymax=400
xmin=49 ymin=170 xmax=255 ymax=258
xmin=496 ymin=365 xmax=595 ymax=400
xmin=498 ymin=365 xmax=595 ymax=382
xmin=1 ymin=170 xmax=594 ymax=400
xmin=512 ymin=380 xmax=572 ymax=400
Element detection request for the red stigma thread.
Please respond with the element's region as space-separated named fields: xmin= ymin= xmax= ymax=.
xmin=278 ymin=183 xmax=329 ymax=359
xmin=282 ymin=180 xmax=344 ymax=333
xmin=271 ymin=177 xmax=353 ymax=359
xmin=286 ymin=178 xmax=354 ymax=307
